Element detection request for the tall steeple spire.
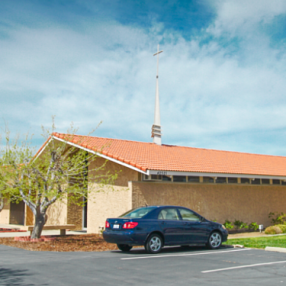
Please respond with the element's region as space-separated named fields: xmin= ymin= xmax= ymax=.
xmin=151 ymin=44 xmax=163 ymax=145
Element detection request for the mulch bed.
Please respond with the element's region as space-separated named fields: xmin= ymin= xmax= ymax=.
xmin=0 ymin=234 xmax=119 ymax=252
xmin=0 ymin=228 xmax=27 ymax=233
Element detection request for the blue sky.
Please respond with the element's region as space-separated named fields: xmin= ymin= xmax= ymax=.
xmin=1 ymin=0 xmax=286 ymax=155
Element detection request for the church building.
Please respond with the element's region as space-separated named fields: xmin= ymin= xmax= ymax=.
xmin=1 ymin=46 xmax=286 ymax=233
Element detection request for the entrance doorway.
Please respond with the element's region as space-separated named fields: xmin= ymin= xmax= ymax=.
xmin=9 ymin=201 xmax=25 ymax=225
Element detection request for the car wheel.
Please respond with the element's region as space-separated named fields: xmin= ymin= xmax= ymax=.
xmin=145 ymin=233 xmax=163 ymax=254
xmin=207 ymin=231 xmax=222 ymax=249
xmin=117 ymin=244 xmax=133 ymax=252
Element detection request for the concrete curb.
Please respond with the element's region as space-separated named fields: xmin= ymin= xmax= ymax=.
xmin=222 ymin=244 xmax=244 ymax=248
xmin=265 ymin=246 xmax=286 ymax=253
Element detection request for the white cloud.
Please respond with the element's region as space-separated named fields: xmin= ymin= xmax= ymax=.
xmin=1 ymin=4 xmax=286 ymax=155
xmin=207 ymin=0 xmax=286 ymax=37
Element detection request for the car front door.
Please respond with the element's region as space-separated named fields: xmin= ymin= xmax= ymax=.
xmin=177 ymin=208 xmax=209 ymax=243
xmin=158 ymin=208 xmax=185 ymax=245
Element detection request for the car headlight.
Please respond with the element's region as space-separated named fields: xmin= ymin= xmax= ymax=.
xmin=221 ymin=225 xmax=226 ymax=230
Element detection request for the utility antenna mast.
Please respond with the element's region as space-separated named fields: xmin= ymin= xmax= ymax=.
xmin=151 ymin=44 xmax=163 ymax=145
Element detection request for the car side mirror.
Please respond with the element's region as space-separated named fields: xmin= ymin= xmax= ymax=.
xmin=200 ymin=217 xmax=206 ymax=222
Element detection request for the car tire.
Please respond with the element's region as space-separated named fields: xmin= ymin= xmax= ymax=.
xmin=117 ymin=244 xmax=133 ymax=252
xmin=207 ymin=231 xmax=222 ymax=249
xmin=145 ymin=233 xmax=163 ymax=254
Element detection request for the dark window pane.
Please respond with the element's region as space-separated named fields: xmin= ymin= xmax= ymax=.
xmin=251 ymin=178 xmax=260 ymax=185
xmin=216 ymin=177 xmax=227 ymax=184
xmin=178 ymin=208 xmax=200 ymax=222
xmin=228 ymin=177 xmax=238 ymax=184
xmin=158 ymin=208 xmax=179 ymax=220
xmin=261 ymin=179 xmax=270 ymax=184
xmin=151 ymin=175 xmax=162 ymax=180
xmin=273 ymin=179 xmax=281 ymax=185
xmin=203 ymin=177 xmax=214 ymax=183
xmin=282 ymin=181 xmax=286 ymax=185
xmin=187 ymin=176 xmax=200 ymax=183
xmin=120 ymin=207 xmax=157 ymax=218
xmin=162 ymin=175 xmax=172 ymax=181
xmin=241 ymin=178 xmax=250 ymax=184
xmin=173 ymin=176 xmax=186 ymax=182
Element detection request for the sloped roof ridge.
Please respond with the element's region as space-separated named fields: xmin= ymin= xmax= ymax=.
xmin=175 ymin=144 xmax=286 ymax=159
xmin=53 ymin=132 xmax=286 ymax=159
xmin=53 ymin=132 xmax=158 ymax=146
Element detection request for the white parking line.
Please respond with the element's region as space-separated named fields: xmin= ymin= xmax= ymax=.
xmin=202 ymin=260 xmax=286 ymax=273
xmin=121 ymin=248 xmax=250 ymax=260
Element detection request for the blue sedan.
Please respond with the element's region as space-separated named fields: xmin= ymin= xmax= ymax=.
xmin=103 ymin=206 xmax=228 ymax=254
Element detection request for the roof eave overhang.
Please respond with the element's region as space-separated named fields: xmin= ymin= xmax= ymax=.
xmin=148 ymin=170 xmax=286 ymax=180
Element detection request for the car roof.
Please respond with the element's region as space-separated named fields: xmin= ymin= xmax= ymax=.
xmin=140 ymin=205 xmax=188 ymax=209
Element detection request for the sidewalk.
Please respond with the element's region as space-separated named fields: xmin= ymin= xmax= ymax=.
xmin=0 ymin=224 xmax=87 ymax=237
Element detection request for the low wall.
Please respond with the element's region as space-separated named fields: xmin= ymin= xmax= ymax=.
xmin=131 ymin=181 xmax=286 ymax=227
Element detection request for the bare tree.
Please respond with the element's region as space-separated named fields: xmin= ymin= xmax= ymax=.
xmin=0 ymin=121 xmax=117 ymax=238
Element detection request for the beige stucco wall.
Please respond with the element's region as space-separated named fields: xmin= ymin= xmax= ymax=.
xmin=131 ymin=181 xmax=286 ymax=227
xmin=87 ymin=184 xmax=132 ymax=233
xmin=46 ymin=198 xmax=68 ymax=225
xmin=87 ymin=157 xmax=137 ymax=233
xmin=0 ymin=199 xmax=10 ymax=224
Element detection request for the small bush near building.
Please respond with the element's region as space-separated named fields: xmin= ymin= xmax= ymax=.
xmin=224 ymin=220 xmax=259 ymax=231
xmin=268 ymin=212 xmax=286 ymax=225
xmin=223 ymin=220 xmax=234 ymax=230
xmin=233 ymin=220 xmax=249 ymax=229
xmin=265 ymin=225 xmax=286 ymax=234
xmin=248 ymin=222 xmax=259 ymax=231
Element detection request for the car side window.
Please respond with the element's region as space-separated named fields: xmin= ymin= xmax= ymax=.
xmin=178 ymin=208 xmax=201 ymax=222
xmin=158 ymin=208 xmax=179 ymax=220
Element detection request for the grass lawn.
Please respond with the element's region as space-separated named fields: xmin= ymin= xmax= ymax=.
xmin=224 ymin=235 xmax=286 ymax=249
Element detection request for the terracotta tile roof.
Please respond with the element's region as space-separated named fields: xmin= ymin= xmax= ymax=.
xmin=51 ymin=132 xmax=286 ymax=177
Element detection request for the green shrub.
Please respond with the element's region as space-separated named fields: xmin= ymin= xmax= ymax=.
xmin=265 ymin=226 xmax=283 ymax=234
xmin=268 ymin=212 xmax=286 ymax=225
xmin=233 ymin=220 xmax=249 ymax=229
xmin=233 ymin=220 xmax=243 ymax=229
xmin=277 ymin=224 xmax=286 ymax=233
xmin=240 ymin=222 xmax=249 ymax=229
xmin=248 ymin=222 xmax=259 ymax=231
xmin=223 ymin=220 xmax=234 ymax=230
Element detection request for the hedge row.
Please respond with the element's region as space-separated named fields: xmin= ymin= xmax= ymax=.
xmin=265 ymin=224 xmax=286 ymax=234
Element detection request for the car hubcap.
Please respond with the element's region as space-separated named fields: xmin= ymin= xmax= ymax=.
xmin=150 ymin=236 xmax=161 ymax=251
xmin=210 ymin=233 xmax=221 ymax=247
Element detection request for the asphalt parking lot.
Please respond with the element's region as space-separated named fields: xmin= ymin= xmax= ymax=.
xmin=1 ymin=245 xmax=286 ymax=286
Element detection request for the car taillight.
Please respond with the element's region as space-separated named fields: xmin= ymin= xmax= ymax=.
xmin=105 ymin=221 xmax=110 ymax=228
xmin=123 ymin=222 xmax=138 ymax=229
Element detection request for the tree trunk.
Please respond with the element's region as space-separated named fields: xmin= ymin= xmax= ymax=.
xmin=31 ymin=212 xmax=46 ymax=239
xmin=0 ymin=195 xmax=3 ymax=212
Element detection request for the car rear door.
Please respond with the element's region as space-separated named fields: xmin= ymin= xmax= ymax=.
xmin=157 ymin=208 xmax=185 ymax=245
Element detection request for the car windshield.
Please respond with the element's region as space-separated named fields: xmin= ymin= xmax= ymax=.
xmin=120 ymin=207 xmax=157 ymax=218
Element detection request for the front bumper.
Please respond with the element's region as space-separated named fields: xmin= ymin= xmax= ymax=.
xmin=221 ymin=230 xmax=228 ymax=242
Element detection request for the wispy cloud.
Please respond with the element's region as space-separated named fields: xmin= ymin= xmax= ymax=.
xmin=1 ymin=1 xmax=286 ymax=155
